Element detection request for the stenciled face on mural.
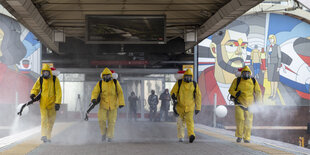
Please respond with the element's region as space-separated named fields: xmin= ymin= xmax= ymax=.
xmin=269 ymin=34 xmax=276 ymax=45
xmin=220 ymin=30 xmax=248 ymax=68
xmin=210 ymin=20 xmax=249 ymax=75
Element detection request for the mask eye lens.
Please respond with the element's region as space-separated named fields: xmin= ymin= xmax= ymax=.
xmin=184 ymin=75 xmax=192 ymax=82
xmin=43 ymin=71 xmax=49 ymax=75
xmin=103 ymin=74 xmax=111 ymax=81
xmin=242 ymin=71 xmax=251 ymax=78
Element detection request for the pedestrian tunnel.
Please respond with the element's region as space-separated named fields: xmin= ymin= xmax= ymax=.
xmin=0 ymin=0 xmax=310 ymax=154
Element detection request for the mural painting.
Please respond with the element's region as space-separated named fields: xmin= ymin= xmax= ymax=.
xmin=198 ymin=13 xmax=310 ymax=106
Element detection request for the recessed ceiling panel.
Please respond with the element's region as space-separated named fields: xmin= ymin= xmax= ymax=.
xmin=86 ymin=15 xmax=166 ymax=44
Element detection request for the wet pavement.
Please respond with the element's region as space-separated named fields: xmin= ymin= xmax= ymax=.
xmin=1 ymin=120 xmax=308 ymax=155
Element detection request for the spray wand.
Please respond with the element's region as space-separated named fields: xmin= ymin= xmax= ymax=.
xmin=228 ymin=92 xmax=249 ymax=111
xmin=17 ymin=95 xmax=41 ymax=116
xmin=84 ymin=102 xmax=99 ymax=121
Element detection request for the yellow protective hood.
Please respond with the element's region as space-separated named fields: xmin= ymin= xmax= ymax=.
xmin=41 ymin=64 xmax=53 ymax=76
xmin=101 ymin=67 xmax=112 ymax=78
xmin=184 ymin=69 xmax=193 ymax=76
xmin=241 ymin=66 xmax=251 ymax=74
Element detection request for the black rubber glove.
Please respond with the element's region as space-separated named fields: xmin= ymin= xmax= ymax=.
xmin=55 ymin=104 xmax=60 ymax=111
xmin=119 ymin=105 xmax=124 ymax=109
xmin=195 ymin=110 xmax=200 ymax=115
xmin=236 ymin=91 xmax=241 ymax=98
xmin=30 ymin=94 xmax=35 ymax=101
xmin=91 ymin=99 xmax=98 ymax=105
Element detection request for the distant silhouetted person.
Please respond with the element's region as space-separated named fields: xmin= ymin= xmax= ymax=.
xmin=128 ymin=91 xmax=138 ymax=121
xmin=148 ymin=90 xmax=158 ymax=122
xmin=160 ymin=89 xmax=171 ymax=121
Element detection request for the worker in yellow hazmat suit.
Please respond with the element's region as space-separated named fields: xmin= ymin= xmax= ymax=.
xmin=229 ymin=66 xmax=262 ymax=143
xmin=170 ymin=69 xmax=201 ymax=143
xmin=91 ymin=67 xmax=125 ymax=142
xmin=30 ymin=64 xmax=62 ymax=143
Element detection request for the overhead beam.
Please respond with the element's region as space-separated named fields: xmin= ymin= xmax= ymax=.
xmin=185 ymin=0 xmax=264 ymax=49
xmin=42 ymin=10 xmax=217 ymax=12
xmin=57 ymin=68 xmax=178 ymax=74
xmin=1 ymin=0 xmax=59 ymax=53
xmin=41 ymin=2 xmax=221 ymax=5
xmin=244 ymin=2 xmax=310 ymax=24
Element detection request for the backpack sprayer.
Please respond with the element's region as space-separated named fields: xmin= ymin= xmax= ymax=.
xmin=171 ymin=94 xmax=179 ymax=116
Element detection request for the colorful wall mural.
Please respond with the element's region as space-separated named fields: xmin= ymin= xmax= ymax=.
xmin=0 ymin=13 xmax=40 ymax=105
xmin=198 ymin=13 xmax=310 ymax=106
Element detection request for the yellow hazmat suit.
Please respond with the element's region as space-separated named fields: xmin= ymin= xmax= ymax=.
xmin=31 ymin=64 xmax=62 ymax=140
xmin=228 ymin=66 xmax=262 ymax=141
xmin=170 ymin=69 xmax=201 ymax=139
xmin=91 ymin=68 xmax=125 ymax=138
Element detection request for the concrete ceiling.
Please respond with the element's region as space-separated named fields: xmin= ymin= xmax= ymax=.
xmin=34 ymin=0 xmax=229 ymax=40
xmin=1 ymin=0 xmax=263 ymax=53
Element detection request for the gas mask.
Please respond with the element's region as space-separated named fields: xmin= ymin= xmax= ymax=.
xmin=241 ymin=71 xmax=251 ymax=80
xmin=165 ymin=89 xmax=169 ymax=94
xmin=183 ymin=75 xmax=192 ymax=83
xmin=102 ymin=74 xmax=112 ymax=82
xmin=42 ymin=70 xmax=50 ymax=79
xmin=151 ymin=90 xmax=155 ymax=95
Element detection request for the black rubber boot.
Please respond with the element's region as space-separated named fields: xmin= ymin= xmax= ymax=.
xmin=244 ymin=140 xmax=250 ymax=143
xmin=236 ymin=137 xmax=242 ymax=143
xmin=102 ymin=135 xmax=106 ymax=142
xmin=178 ymin=138 xmax=184 ymax=142
xmin=41 ymin=136 xmax=48 ymax=143
xmin=189 ymin=135 xmax=195 ymax=143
